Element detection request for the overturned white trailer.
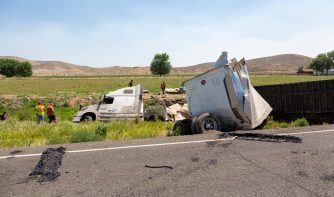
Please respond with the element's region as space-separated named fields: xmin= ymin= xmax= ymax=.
xmin=183 ymin=52 xmax=272 ymax=133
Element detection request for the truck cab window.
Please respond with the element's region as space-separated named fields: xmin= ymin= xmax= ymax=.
xmin=103 ymin=97 xmax=114 ymax=104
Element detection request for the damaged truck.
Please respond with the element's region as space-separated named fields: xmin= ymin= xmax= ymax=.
xmin=72 ymin=85 xmax=144 ymax=122
xmin=177 ymin=51 xmax=272 ymax=133
xmin=73 ymin=51 xmax=272 ymax=135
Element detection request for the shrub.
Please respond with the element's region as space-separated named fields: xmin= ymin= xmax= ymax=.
xmin=144 ymin=105 xmax=166 ymax=121
xmin=279 ymin=122 xmax=289 ymax=128
xmin=290 ymin=118 xmax=309 ymax=127
xmin=262 ymin=116 xmax=280 ymax=129
xmin=95 ymin=124 xmax=108 ymax=138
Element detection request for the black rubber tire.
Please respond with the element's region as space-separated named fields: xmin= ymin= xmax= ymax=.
xmin=191 ymin=117 xmax=199 ymax=134
xmin=82 ymin=115 xmax=93 ymax=122
xmin=172 ymin=119 xmax=191 ymax=135
xmin=195 ymin=113 xmax=221 ymax=134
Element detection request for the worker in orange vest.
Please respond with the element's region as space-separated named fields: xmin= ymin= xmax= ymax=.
xmin=35 ymin=101 xmax=46 ymax=124
xmin=47 ymin=102 xmax=56 ymax=123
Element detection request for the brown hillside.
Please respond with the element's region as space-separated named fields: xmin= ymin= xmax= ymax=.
xmin=0 ymin=54 xmax=312 ymax=76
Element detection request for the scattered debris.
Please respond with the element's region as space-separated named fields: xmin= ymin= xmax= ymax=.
xmin=320 ymin=174 xmax=334 ymax=182
xmin=191 ymin=157 xmax=200 ymax=162
xmin=223 ymin=133 xmax=303 ymax=143
xmin=164 ymin=87 xmax=185 ymax=94
xmin=166 ymin=103 xmax=190 ymax=121
xmin=9 ymin=150 xmax=22 ymax=155
xmin=144 ymin=165 xmax=173 ymax=170
xmin=29 ymin=147 xmax=66 ymax=182
xmin=207 ymin=159 xmax=217 ymax=166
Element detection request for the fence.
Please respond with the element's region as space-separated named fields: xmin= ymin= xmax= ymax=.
xmin=255 ymin=79 xmax=334 ymax=124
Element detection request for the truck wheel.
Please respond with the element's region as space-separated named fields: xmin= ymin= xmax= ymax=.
xmin=82 ymin=115 xmax=93 ymax=122
xmin=195 ymin=113 xmax=221 ymax=133
xmin=172 ymin=119 xmax=191 ymax=135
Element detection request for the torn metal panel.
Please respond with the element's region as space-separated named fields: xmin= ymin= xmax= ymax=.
xmin=184 ymin=51 xmax=272 ymax=129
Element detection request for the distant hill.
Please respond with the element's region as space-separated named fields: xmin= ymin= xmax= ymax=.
xmin=0 ymin=54 xmax=312 ymax=76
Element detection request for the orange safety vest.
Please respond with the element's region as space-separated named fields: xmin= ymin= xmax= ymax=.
xmin=35 ymin=105 xmax=45 ymax=115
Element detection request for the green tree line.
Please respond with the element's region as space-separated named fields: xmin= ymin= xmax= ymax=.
xmin=0 ymin=59 xmax=33 ymax=77
xmin=309 ymin=50 xmax=334 ymax=75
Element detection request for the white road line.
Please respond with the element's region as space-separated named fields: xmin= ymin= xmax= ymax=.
xmin=0 ymin=137 xmax=236 ymax=160
xmin=1 ymin=128 xmax=334 ymax=160
xmin=278 ymin=129 xmax=334 ymax=136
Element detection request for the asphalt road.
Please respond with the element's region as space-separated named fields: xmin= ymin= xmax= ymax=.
xmin=1 ymin=125 xmax=334 ymax=197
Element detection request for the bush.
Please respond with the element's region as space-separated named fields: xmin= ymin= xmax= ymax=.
xmin=279 ymin=122 xmax=289 ymax=128
xmin=262 ymin=116 xmax=280 ymax=129
xmin=290 ymin=118 xmax=309 ymax=127
xmin=144 ymin=105 xmax=167 ymax=121
xmin=95 ymin=124 xmax=108 ymax=138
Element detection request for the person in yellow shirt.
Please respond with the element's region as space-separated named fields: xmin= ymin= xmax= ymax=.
xmin=35 ymin=101 xmax=46 ymax=124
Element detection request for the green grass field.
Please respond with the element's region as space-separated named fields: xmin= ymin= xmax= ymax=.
xmin=0 ymin=76 xmax=192 ymax=96
xmin=1 ymin=75 xmax=333 ymax=96
xmin=0 ymin=74 xmax=333 ymax=148
xmin=0 ymin=120 xmax=174 ymax=148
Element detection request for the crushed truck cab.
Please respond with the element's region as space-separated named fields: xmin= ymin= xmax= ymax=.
xmin=183 ymin=52 xmax=272 ymax=133
xmin=72 ymin=84 xmax=144 ymax=122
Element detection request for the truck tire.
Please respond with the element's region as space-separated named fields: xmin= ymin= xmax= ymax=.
xmin=82 ymin=114 xmax=93 ymax=122
xmin=191 ymin=117 xmax=199 ymax=134
xmin=195 ymin=113 xmax=221 ymax=133
xmin=172 ymin=119 xmax=191 ymax=135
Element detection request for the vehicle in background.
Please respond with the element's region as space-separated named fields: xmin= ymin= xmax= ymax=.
xmin=72 ymin=85 xmax=144 ymax=122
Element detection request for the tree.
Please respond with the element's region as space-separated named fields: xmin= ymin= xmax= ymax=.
xmin=309 ymin=53 xmax=333 ymax=75
xmin=16 ymin=62 xmax=33 ymax=77
xmin=150 ymin=53 xmax=172 ymax=76
xmin=0 ymin=59 xmax=33 ymax=77
xmin=0 ymin=59 xmax=18 ymax=77
xmin=327 ymin=50 xmax=334 ymax=67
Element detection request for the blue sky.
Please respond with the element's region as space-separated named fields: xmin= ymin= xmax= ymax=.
xmin=0 ymin=0 xmax=333 ymax=67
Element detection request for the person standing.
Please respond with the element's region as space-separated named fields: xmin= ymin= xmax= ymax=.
xmin=160 ymin=81 xmax=166 ymax=95
xmin=35 ymin=101 xmax=45 ymax=124
xmin=128 ymin=80 xmax=133 ymax=87
xmin=47 ymin=102 xmax=56 ymax=123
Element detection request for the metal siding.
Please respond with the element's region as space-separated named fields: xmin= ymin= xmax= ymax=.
xmin=255 ymin=79 xmax=334 ymax=123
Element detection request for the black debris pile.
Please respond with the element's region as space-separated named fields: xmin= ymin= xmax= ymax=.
xmin=10 ymin=150 xmax=22 ymax=155
xmin=145 ymin=165 xmax=173 ymax=170
xmin=29 ymin=147 xmax=66 ymax=182
xmin=219 ymin=133 xmax=302 ymax=143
